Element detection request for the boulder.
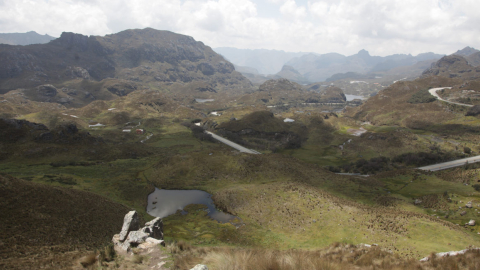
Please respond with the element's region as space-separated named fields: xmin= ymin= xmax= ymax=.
xmin=119 ymin=210 xmax=140 ymax=241
xmin=414 ymin=199 xmax=422 ymax=205
xmin=142 ymin=217 xmax=163 ymax=240
xmin=190 ymin=265 xmax=208 ymax=270
xmin=460 ymin=211 xmax=467 ymax=216
xmin=468 ymin=220 xmax=476 ymax=226
xmin=466 ymin=202 xmax=473 ymax=208
xmin=138 ymin=238 xmax=165 ymax=249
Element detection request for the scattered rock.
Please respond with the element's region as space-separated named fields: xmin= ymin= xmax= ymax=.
xmin=461 ymin=211 xmax=467 ymax=216
xmin=190 ymin=265 xmax=208 ymax=270
xmin=420 ymin=248 xmax=480 ymax=261
xmin=414 ymin=199 xmax=422 ymax=205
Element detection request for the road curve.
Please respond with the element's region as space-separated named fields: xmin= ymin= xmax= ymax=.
xmin=205 ymin=131 xmax=261 ymax=154
xmin=428 ymin=87 xmax=474 ymax=107
xmin=418 ymin=155 xmax=480 ymax=171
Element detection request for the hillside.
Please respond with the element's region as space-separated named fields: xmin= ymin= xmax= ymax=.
xmin=0 ymin=174 xmax=130 ymax=270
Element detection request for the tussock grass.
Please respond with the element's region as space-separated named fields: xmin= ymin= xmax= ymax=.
xmin=170 ymin=242 xmax=480 ymax=270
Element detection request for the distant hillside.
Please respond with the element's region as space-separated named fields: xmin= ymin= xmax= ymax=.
xmin=286 ymin=50 xmax=444 ymax=82
xmin=214 ymin=47 xmax=308 ymax=75
xmin=237 ymin=78 xmax=346 ymax=106
xmin=0 ymin=31 xmax=56 ymax=45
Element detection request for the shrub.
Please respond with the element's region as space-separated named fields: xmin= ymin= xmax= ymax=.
xmin=408 ymin=89 xmax=437 ymax=104
xmin=466 ymin=105 xmax=480 ymax=116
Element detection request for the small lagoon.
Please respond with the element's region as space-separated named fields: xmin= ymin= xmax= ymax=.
xmin=147 ymin=188 xmax=237 ymax=223
xmin=195 ymin=98 xmax=215 ymax=103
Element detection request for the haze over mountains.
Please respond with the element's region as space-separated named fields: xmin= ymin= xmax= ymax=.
xmin=215 ymin=47 xmax=445 ymax=85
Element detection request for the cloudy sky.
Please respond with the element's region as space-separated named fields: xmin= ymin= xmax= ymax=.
xmin=0 ymin=0 xmax=478 ymax=56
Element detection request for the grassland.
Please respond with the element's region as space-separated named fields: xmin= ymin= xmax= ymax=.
xmin=3 ymin=101 xmax=480 ymax=269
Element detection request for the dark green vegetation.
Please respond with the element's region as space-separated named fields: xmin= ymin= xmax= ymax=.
xmin=216 ymin=111 xmax=307 ymax=150
xmin=408 ymin=88 xmax=437 ymax=104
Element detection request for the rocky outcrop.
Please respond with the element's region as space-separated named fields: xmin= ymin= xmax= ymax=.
xmin=113 ymin=211 xmax=164 ymax=251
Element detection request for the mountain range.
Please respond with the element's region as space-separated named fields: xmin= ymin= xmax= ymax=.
xmin=0 ymin=31 xmax=56 ymax=45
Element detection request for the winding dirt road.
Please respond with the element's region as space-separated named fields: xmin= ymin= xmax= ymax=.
xmin=205 ymin=131 xmax=261 ymax=154
xmin=428 ymin=87 xmax=474 ymax=107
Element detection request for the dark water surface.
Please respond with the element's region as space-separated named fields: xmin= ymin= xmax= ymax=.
xmin=147 ymin=188 xmax=237 ymax=223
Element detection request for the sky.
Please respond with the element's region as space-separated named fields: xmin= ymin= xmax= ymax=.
xmin=0 ymin=0 xmax=479 ymax=56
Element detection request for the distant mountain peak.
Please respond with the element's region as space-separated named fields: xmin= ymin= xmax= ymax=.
xmin=454 ymin=46 xmax=479 ymax=57
xmin=357 ymin=49 xmax=371 ymax=57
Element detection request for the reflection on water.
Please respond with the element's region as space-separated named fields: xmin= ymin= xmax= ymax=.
xmin=345 ymin=94 xmax=366 ymax=101
xmin=147 ymin=188 xmax=237 ymax=223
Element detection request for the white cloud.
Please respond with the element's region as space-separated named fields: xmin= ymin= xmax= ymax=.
xmin=280 ymin=0 xmax=307 ymax=18
xmin=0 ymin=0 xmax=479 ymax=56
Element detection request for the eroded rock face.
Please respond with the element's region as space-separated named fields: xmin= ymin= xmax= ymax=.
xmin=113 ymin=211 xmax=164 ymax=251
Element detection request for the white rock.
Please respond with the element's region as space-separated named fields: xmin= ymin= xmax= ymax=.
xmin=119 ymin=211 xmax=140 ymax=241
xmin=190 ymin=265 xmax=208 ymax=270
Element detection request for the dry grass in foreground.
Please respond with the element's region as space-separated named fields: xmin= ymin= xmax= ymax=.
xmin=169 ymin=241 xmax=480 ymax=270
